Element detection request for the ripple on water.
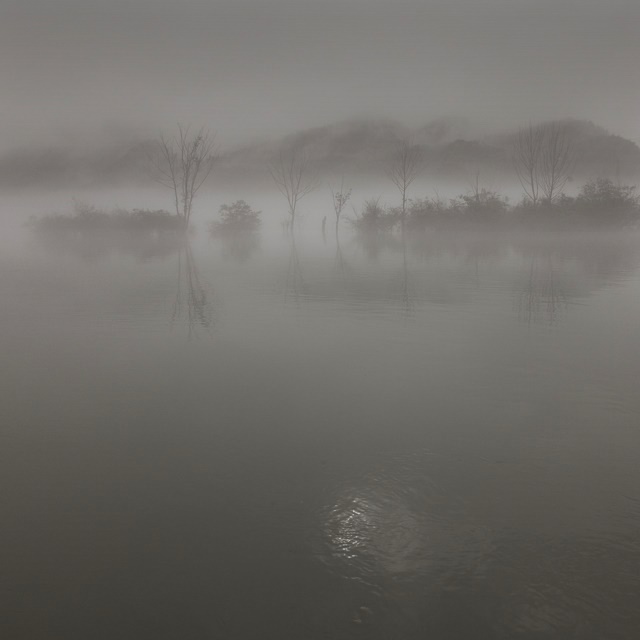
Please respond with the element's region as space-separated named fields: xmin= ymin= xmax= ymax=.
xmin=317 ymin=450 xmax=495 ymax=582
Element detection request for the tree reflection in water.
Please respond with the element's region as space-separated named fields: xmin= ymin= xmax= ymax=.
xmin=285 ymin=233 xmax=305 ymax=304
xmin=400 ymin=231 xmax=412 ymax=316
xmin=335 ymin=233 xmax=347 ymax=276
xmin=515 ymin=255 xmax=569 ymax=326
xmin=171 ymin=241 xmax=214 ymax=340
xmin=217 ymin=232 xmax=260 ymax=263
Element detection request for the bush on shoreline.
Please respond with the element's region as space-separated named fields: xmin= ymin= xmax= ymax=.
xmin=351 ymin=178 xmax=640 ymax=235
xmin=29 ymin=201 xmax=184 ymax=234
xmin=209 ymin=200 xmax=261 ymax=236
xmin=349 ymin=198 xmax=398 ymax=233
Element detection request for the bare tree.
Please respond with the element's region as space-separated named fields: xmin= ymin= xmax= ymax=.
xmin=513 ymin=122 xmax=575 ymax=207
xmin=513 ymin=124 xmax=544 ymax=206
xmin=387 ymin=139 xmax=424 ymax=226
xmin=148 ymin=124 xmax=217 ymax=229
xmin=269 ymin=146 xmax=318 ymax=227
xmin=539 ymin=122 xmax=575 ymax=205
xmin=329 ymin=176 xmax=352 ymax=237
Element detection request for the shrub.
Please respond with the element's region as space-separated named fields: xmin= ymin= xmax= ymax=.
xmin=349 ymin=198 xmax=398 ymax=233
xmin=405 ymin=197 xmax=442 ymax=231
xmin=29 ymin=201 xmax=183 ymax=233
xmin=457 ymin=189 xmax=509 ymax=216
xmin=210 ymin=200 xmax=261 ymax=235
xmin=575 ymin=178 xmax=639 ymax=218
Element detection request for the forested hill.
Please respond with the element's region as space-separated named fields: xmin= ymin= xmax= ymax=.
xmin=1 ymin=118 xmax=638 ymax=189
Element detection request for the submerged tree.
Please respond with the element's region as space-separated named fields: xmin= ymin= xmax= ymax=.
xmin=269 ymin=146 xmax=318 ymax=227
xmin=148 ymin=124 xmax=217 ymax=229
xmin=387 ymin=139 xmax=424 ymax=227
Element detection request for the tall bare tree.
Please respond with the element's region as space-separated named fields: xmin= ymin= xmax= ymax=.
xmin=269 ymin=146 xmax=318 ymax=227
xmin=387 ymin=139 xmax=423 ymax=226
xmin=148 ymin=124 xmax=217 ymax=229
xmin=513 ymin=124 xmax=544 ymax=206
xmin=513 ymin=122 xmax=575 ymax=207
xmin=329 ymin=176 xmax=352 ymax=237
xmin=539 ymin=122 xmax=575 ymax=205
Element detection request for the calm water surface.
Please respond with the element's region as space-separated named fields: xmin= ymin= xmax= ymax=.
xmin=2 ymin=224 xmax=640 ymax=639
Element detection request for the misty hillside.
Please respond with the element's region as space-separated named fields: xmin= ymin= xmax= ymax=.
xmin=1 ymin=118 xmax=638 ymax=190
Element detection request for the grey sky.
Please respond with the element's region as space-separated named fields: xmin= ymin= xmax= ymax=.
xmin=2 ymin=0 xmax=639 ymax=149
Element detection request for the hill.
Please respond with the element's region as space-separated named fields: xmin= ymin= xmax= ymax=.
xmin=0 ymin=118 xmax=638 ymax=190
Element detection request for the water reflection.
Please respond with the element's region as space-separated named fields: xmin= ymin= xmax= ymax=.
xmin=32 ymin=227 xmax=183 ymax=263
xmin=319 ymin=452 xmax=486 ymax=579
xmin=171 ymin=242 xmax=215 ymax=339
xmin=316 ymin=452 xmax=492 ymax=637
xmin=342 ymin=230 xmax=640 ymax=325
xmin=285 ymin=234 xmax=305 ymax=303
xmin=400 ymin=233 xmax=412 ymax=315
xmin=326 ymin=492 xmax=424 ymax=574
xmin=335 ymin=234 xmax=348 ymax=276
xmin=483 ymin=532 xmax=640 ymax=638
xmin=7 ymin=222 xmax=640 ymax=639
xmin=214 ymin=231 xmax=261 ymax=263
xmin=317 ymin=452 xmax=640 ymax=638
xmin=29 ymin=223 xmax=640 ymax=333
xmin=515 ymin=255 xmax=569 ymax=326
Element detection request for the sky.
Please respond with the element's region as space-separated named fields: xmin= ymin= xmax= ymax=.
xmin=1 ymin=0 xmax=639 ymax=150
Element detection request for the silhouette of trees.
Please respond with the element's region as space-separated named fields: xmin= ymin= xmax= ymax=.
xmin=350 ymin=198 xmax=397 ymax=234
xmin=513 ymin=122 xmax=575 ymax=207
xmin=387 ymin=139 xmax=424 ymax=226
xmin=210 ymin=201 xmax=261 ymax=262
xmin=329 ymin=177 xmax=352 ymax=237
xmin=269 ymin=146 xmax=318 ymax=227
xmin=30 ymin=202 xmax=183 ymax=233
xmin=575 ymin=178 xmax=639 ymax=219
xmin=148 ymin=124 xmax=217 ymax=229
xmin=210 ymin=200 xmax=261 ymax=235
xmin=539 ymin=122 xmax=575 ymax=205
xmin=513 ymin=124 xmax=544 ymax=206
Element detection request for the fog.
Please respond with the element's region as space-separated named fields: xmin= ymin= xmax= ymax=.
xmin=4 ymin=204 xmax=640 ymax=636
xmin=3 ymin=2 xmax=640 ymax=639
xmin=2 ymin=0 xmax=640 ymax=150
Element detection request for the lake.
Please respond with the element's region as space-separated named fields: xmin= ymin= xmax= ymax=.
xmin=2 ymin=219 xmax=640 ymax=639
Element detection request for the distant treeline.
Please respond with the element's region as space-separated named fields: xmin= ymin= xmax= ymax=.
xmin=351 ymin=178 xmax=640 ymax=232
xmin=29 ymin=200 xmax=262 ymax=235
xmin=28 ymin=177 xmax=640 ymax=242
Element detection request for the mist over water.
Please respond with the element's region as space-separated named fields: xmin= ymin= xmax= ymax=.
xmin=2 ymin=188 xmax=640 ymax=638
xmin=3 ymin=0 xmax=640 ymax=634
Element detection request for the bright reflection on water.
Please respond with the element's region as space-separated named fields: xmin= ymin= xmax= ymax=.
xmin=2 ymin=220 xmax=640 ymax=639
